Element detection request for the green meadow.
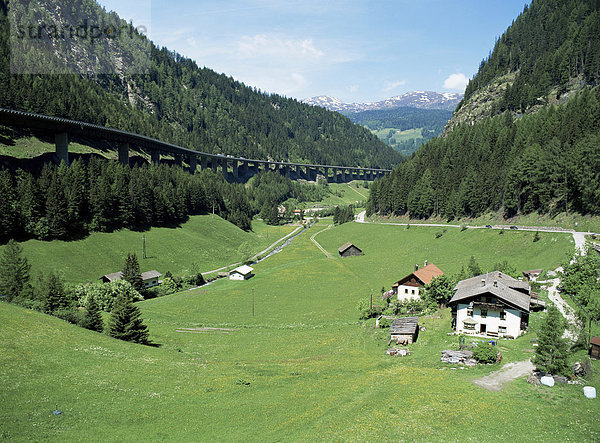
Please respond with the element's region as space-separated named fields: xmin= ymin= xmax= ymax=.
xmin=0 ymin=215 xmax=296 ymax=284
xmin=2 ymin=221 xmax=599 ymax=441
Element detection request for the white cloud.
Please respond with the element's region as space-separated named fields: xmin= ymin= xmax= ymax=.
xmin=238 ymin=34 xmax=324 ymax=60
xmin=349 ymin=84 xmax=359 ymax=93
xmin=383 ymin=80 xmax=406 ymax=92
xmin=443 ymin=73 xmax=469 ymax=91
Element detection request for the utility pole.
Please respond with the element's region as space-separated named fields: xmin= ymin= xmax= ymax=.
xmin=252 ymin=288 xmax=255 ymax=318
xmin=142 ymin=235 xmax=146 ymax=259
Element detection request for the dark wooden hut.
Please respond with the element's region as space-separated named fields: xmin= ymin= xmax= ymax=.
xmin=338 ymin=242 xmax=362 ymax=257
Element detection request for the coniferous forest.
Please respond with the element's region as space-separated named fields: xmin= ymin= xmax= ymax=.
xmin=0 ymin=0 xmax=400 ymax=169
xmin=368 ymin=0 xmax=600 ymax=220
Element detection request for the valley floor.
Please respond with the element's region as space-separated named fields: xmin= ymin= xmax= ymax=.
xmin=2 ymin=220 xmax=599 ymax=441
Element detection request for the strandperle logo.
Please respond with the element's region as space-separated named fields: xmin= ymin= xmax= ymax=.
xmin=13 ymin=18 xmax=147 ymax=44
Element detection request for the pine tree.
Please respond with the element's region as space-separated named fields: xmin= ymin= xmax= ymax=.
xmin=108 ymin=293 xmax=149 ymax=344
xmin=533 ymin=305 xmax=570 ymax=376
xmin=122 ymin=253 xmax=143 ymax=292
xmin=0 ymin=239 xmax=31 ymax=302
xmin=41 ymin=271 xmax=67 ymax=314
xmin=82 ymin=294 xmax=103 ymax=333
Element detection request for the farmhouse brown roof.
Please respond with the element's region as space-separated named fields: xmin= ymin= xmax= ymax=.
xmin=413 ymin=264 xmax=444 ymax=285
xmin=591 ymin=337 xmax=600 ymax=347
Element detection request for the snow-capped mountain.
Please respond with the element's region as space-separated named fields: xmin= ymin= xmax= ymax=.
xmin=302 ymin=91 xmax=463 ymax=112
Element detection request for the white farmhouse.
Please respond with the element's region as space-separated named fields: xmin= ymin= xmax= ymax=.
xmin=392 ymin=262 xmax=444 ymax=302
xmin=229 ymin=265 xmax=254 ymax=280
xmin=449 ymin=271 xmax=531 ymax=339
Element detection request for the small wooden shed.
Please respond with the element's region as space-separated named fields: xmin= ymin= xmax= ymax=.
xmin=338 ymin=242 xmax=362 ymax=257
xmin=389 ymin=316 xmax=419 ymax=344
xmin=590 ymin=336 xmax=600 ymax=359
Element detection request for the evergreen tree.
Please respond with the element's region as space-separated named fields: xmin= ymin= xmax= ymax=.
xmin=108 ymin=293 xmax=149 ymax=344
xmin=41 ymin=271 xmax=67 ymax=314
xmin=81 ymin=294 xmax=103 ymax=333
xmin=533 ymin=305 xmax=570 ymax=376
xmin=0 ymin=239 xmax=31 ymax=302
xmin=122 ymin=253 xmax=143 ymax=292
xmin=467 ymin=256 xmax=482 ymax=278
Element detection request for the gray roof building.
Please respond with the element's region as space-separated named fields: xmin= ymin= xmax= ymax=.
xmin=449 ymin=271 xmax=531 ymax=312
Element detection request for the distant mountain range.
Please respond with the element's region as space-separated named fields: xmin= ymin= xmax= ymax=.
xmin=302 ymin=91 xmax=463 ymax=113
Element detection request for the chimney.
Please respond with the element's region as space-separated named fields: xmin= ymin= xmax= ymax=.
xmin=424 ymin=259 xmax=428 ymax=267
xmin=481 ymin=279 xmax=486 ymax=287
xmin=415 ymin=264 xmax=419 ymax=272
xmin=493 ymin=280 xmax=498 ymax=287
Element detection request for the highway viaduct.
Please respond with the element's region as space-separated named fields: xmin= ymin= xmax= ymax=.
xmin=0 ymin=108 xmax=392 ymax=183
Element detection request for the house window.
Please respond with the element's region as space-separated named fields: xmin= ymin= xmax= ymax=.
xmin=412 ymin=289 xmax=416 ymax=295
xmin=500 ymin=310 xmax=506 ymax=320
xmin=405 ymin=288 xmax=408 ymax=294
xmin=481 ymin=309 xmax=487 ymax=318
xmin=486 ymin=296 xmax=492 ymax=303
xmin=467 ymin=308 xmax=473 ymax=317
xmin=464 ymin=323 xmax=475 ymax=330
xmin=499 ymin=326 xmax=507 ymax=334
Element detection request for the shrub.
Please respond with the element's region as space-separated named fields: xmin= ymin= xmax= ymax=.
xmin=378 ymin=317 xmax=394 ymax=328
xmin=473 ymin=344 xmax=498 ymax=364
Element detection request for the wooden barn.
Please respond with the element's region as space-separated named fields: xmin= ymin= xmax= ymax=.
xmin=338 ymin=242 xmax=362 ymax=257
xmin=389 ymin=316 xmax=419 ymax=344
xmin=591 ymin=336 xmax=600 ymax=359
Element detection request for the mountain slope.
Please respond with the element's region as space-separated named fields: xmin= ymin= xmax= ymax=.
xmin=303 ymin=91 xmax=462 ymax=113
xmin=0 ymin=1 xmax=400 ymax=168
xmin=450 ymin=0 xmax=600 ymax=129
xmin=368 ymin=0 xmax=600 ymax=220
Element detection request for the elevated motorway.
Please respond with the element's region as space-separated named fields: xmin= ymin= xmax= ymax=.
xmin=0 ymin=108 xmax=392 ymax=182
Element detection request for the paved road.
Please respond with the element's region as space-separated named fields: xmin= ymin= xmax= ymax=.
xmin=201 ymin=225 xmax=304 ymax=276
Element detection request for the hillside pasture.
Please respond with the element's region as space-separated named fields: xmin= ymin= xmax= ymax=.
xmin=2 ymin=221 xmax=598 ymax=441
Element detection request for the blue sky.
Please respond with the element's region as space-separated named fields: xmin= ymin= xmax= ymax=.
xmin=97 ymin=0 xmax=529 ymax=103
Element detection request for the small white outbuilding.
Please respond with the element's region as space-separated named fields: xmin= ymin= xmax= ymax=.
xmin=229 ymin=265 xmax=254 ymax=280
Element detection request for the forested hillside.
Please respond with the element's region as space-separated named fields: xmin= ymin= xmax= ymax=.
xmin=367 ymin=0 xmax=600 ymax=220
xmin=459 ymin=0 xmax=600 ymax=114
xmin=0 ymin=0 xmax=400 ymax=168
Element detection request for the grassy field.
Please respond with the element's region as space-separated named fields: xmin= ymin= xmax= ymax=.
xmin=304 ymin=182 xmax=369 ymax=209
xmin=2 ymin=221 xmax=599 ymax=441
xmin=0 ymin=215 xmax=296 ymax=284
xmin=374 ymin=211 xmax=600 ymax=234
xmin=371 ymin=127 xmax=423 ymax=144
xmin=0 ymin=135 xmax=117 ymax=159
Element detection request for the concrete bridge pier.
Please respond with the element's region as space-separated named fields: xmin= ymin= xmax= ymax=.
xmin=151 ymin=150 xmax=161 ymax=165
xmin=211 ymin=158 xmax=218 ymax=172
xmin=201 ymin=155 xmax=208 ymax=171
xmin=238 ymin=161 xmax=248 ymax=178
xmin=308 ymin=167 xmax=317 ymax=182
xmin=188 ymin=154 xmax=197 ymax=174
xmin=118 ymin=142 xmax=129 ymax=166
xmin=337 ymin=168 xmax=345 ymax=183
xmin=232 ymin=160 xmax=239 ymax=179
xmin=221 ymin=158 xmax=228 ymax=180
xmin=55 ymin=132 xmax=69 ymax=165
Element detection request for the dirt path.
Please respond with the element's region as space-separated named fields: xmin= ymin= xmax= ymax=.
xmin=310 ymin=224 xmax=334 ymax=259
xmin=347 ymin=184 xmax=368 ymax=199
xmin=472 ymin=359 xmax=535 ymax=391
